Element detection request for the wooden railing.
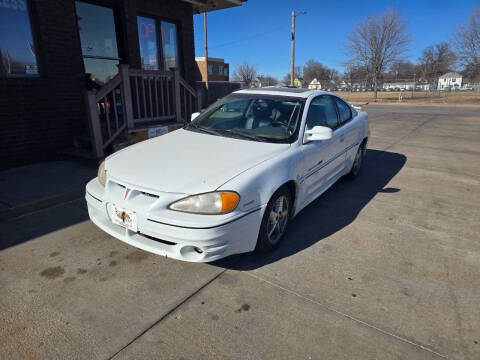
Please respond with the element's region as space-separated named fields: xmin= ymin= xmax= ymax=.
xmin=85 ymin=64 xmax=201 ymax=158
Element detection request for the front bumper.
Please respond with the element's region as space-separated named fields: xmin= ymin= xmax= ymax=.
xmin=85 ymin=178 xmax=264 ymax=262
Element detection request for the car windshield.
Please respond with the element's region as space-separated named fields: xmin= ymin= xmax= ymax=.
xmin=185 ymin=95 xmax=305 ymax=143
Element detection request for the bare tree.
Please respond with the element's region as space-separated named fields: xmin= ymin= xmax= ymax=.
xmin=232 ymin=62 xmax=257 ymax=88
xmin=417 ymin=43 xmax=456 ymax=83
xmin=303 ymin=60 xmax=328 ymax=83
xmin=345 ymin=7 xmax=410 ymax=101
xmin=343 ymin=64 xmax=368 ymax=88
xmin=453 ymin=6 xmax=480 ymax=80
xmin=386 ymin=60 xmax=418 ymax=80
xmin=303 ymin=60 xmax=339 ymax=88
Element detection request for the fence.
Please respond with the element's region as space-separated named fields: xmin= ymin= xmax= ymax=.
xmin=85 ymin=64 xmax=201 ymax=158
xmin=196 ymin=81 xmax=242 ymax=108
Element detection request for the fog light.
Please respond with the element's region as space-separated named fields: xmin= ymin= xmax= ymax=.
xmin=193 ymin=247 xmax=203 ymax=254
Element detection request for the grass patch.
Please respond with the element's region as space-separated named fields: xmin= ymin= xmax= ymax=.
xmin=333 ymin=91 xmax=480 ymax=106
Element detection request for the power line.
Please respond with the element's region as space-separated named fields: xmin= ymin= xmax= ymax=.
xmin=207 ymin=24 xmax=290 ymax=50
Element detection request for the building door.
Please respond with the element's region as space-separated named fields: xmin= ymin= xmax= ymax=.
xmin=75 ymin=1 xmax=120 ymax=86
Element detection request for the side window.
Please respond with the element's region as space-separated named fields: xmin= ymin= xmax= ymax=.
xmin=305 ymin=96 xmax=338 ymax=130
xmin=335 ymin=98 xmax=352 ymax=124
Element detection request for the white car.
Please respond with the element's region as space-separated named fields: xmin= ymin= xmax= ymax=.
xmin=86 ymin=88 xmax=369 ymax=262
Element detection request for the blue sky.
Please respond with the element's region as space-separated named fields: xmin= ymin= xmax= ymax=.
xmin=193 ymin=0 xmax=479 ymax=79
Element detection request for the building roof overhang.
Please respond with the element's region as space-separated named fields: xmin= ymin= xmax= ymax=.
xmin=182 ymin=0 xmax=247 ymax=14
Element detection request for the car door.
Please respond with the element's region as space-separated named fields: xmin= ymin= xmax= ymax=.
xmin=334 ymin=97 xmax=362 ymax=167
xmin=300 ymin=95 xmax=345 ymax=203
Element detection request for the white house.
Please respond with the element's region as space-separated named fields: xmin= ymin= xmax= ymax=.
xmin=438 ymin=72 xmax=462 ymax=91
xmin=308 ymin=78 xmax=322 ymax=90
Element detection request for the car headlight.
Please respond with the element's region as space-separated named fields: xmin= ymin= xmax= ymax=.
xmin=98 ymin=160 xmax=107 ymax=187
xmin=168 ymin=191 xmax=240 ymax=214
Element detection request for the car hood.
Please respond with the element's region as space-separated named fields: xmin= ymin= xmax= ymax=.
xmin=106 ymin=129 xmax=290 ymax=194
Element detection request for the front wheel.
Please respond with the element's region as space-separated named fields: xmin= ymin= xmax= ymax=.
xmin=346 ymin=141 xmax=366 ymax=179
xmin=255 ymin=187 xmax=291 ymax=253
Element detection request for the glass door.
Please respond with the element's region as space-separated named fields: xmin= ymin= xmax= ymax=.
xmin=75 ymin=1 xmax=120 ymax=85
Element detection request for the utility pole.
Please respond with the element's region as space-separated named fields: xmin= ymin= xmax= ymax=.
xmin=290 ymin=11 xmax=295 ymax=87
xmin=290 ymin=11 xmax=307 ymax=87
xmin=204 ymin=12 xmax=208 ymax=91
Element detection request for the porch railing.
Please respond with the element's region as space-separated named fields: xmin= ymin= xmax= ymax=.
xmin=85 ymin=64 xmax=201 ymax=158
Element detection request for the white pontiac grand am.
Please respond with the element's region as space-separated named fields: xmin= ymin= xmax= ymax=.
xmin=86 ymin=88 xmax=369 ymax=262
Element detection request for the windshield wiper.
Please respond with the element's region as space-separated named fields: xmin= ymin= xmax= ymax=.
xmin=218 ymin=129 xmax=268 ymax=142
xmin=186 ymin=123 xmax=222 ymax=136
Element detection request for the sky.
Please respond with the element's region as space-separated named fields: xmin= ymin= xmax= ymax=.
xmin=193 ymin=0 xmax=479 ymax=79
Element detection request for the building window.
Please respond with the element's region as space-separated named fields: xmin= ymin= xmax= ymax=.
xmin=218 ymin=65 xmax=223 ymax=75
xmin=76 ymin=1 xmax=120 ymax=85
xmin=208 ymin=65 xmax=213 ymax=75
xmin=136 ymin=17 xmax=181 ymax=73
xmin=0 ymin=0 xmax=39 ymax=76
xmin=160 ymin=21 xmax=180 ymax=71
xmin=224 ymin=67 xmax=228 ymax=76
xmin=138 ymin=16 xmax=158 ymax=70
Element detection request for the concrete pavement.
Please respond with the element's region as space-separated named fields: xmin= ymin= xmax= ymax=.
xmin=0 ymin=160 xmax=97 ymax=222
xmin=1 ymin=104 xmax=479 ymax=359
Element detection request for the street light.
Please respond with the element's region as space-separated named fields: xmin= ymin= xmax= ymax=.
xmin=291 ymin=11 xmax=307 ymax=87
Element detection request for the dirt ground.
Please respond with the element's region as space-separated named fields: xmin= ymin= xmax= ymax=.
xmin=334 ymin=90 xmax=480 ymax=106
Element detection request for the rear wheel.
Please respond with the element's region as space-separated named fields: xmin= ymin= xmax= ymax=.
xmin=346 ymin=141 xmax=366 ymax=179
xmin=255 ymin=187 xmax=291 ymax=253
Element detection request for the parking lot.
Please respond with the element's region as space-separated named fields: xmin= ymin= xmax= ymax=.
xmin=1 ymin=104 xmax=479 ymax=359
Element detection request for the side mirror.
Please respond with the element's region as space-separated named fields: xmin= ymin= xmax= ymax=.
xmin=191 ymin=112 xmax=200 ymax=121
xmin=304 ymin=126 xmax=333 ymax=143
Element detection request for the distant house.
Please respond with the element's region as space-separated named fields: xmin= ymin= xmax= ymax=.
xmin=251 ymin=77 xmax=262 ymax=88
xmin=294 ymin=78 xmax=304 ymax=88
xmin=195 ymin=57 xmax=229 ymax=82
xmin=438 ymin=72 xmax=462 ymax=91
xmin=308 ymin=78 xmax=322 ymax=90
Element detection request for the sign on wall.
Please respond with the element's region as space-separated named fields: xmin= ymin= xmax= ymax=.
xmin=148 ymin=126 xmax=169 ymax=138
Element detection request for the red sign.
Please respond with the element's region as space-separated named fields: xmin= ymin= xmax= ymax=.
xmin=139 ymin=22 xmax=155 ymax=39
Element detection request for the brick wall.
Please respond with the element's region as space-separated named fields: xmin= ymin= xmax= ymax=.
xmin=0 ymin=0 xmax=86 ymax=169
xmin=1 ymin=0 xmax=195 ymax=170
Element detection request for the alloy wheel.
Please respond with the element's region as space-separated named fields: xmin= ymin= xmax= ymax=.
xmin=266 ymin=195 xmax=290 ymax=245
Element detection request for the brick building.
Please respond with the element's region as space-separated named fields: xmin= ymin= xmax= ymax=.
xmin=195 ymin=57 xmax=229 ymax=82
xmin=0 ymin=0 xmax=245 ymax=169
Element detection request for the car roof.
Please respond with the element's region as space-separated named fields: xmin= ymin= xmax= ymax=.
xmin=233 ymin=87 xmax=330 ymax=98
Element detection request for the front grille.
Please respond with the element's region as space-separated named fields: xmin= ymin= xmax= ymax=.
xmin=140 ymin=232 xmax=176 ymax=246
xmin=141 ymin=191 xmax=159 ymax=198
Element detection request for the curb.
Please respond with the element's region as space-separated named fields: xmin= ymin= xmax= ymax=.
xmin=0 ymin=188 xmax=85 ymax=222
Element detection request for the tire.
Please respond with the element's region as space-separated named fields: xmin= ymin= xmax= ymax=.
xmin=346 ymin=141 xmax=366 ymax=179
xmin=255 ymin=187 xmax=292 ymax=253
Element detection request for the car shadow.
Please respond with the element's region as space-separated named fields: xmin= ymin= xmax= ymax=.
xmin=212 ymin=149 xmax=406 ymax=270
